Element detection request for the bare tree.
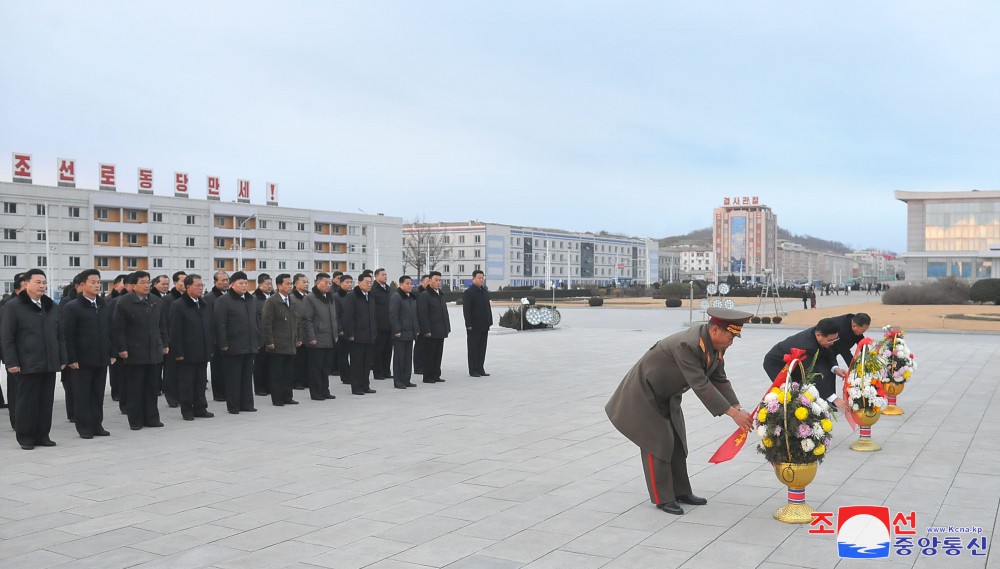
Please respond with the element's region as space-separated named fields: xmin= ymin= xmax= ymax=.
xmin=402 ymin=218 xmax=449 ymax=277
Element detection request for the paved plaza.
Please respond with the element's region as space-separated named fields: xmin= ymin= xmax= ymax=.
xmin=0 ymin=296 xmax=997 ymax=569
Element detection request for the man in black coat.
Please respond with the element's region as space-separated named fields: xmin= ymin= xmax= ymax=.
xmin=300 ymin=273 xmax=338 ymax=401
xmin=252 ymin=273 xmax=273 ymax=396
xmin=342 ymin=273 xmax=377 ymax=395
xmin=417 ymin=271 xmax=450 ymax=384
xmin=412 ymin=274 xmax=430 ymax=375
xmin=204 ymin=270 xmax=229 ymax=402
xmin=291 ymin=273 xmax=310 ymax=390
xmin=333 ymin=275 xmax=353 ymax=384
xmin=389 ymin=275 xmax=419 ymax=389
xmin=159 ymin=270 xmax=187 ymax=409
xmin=0 ymin=272 xmax=27 ymax=418
xmin=830 ymin=312 xmax=871 ymax=366
xmin=462 ymin=270 xmax=493 ymax=377
xmin=169 ymin=274 xmax=215 ymax=421
xmin=370 ymin=268 xmax=393 ymax=380
xmin=112 ymin=271 xmax=169 ymax=430
xmin=762 ymin=318 xmax=850 ymax=414
xmin=61 ymin=270 xmax=115 ymax=439
xmin=213 ymin=272 xmax=260 ymax=414
xmin=1 ymin=269 xmax=67 ymax=449
xmin=105 ymin=273 xmax=132 ymax=414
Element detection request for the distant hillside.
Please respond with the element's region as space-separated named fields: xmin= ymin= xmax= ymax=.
xmin=659 ymin=227 xmax=853 ymax=254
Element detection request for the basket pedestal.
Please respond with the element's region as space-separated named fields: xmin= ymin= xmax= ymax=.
xmin=883 ymin=383 xmax=905 ymax=415
xmin=772 ymin=462 xmax=818 ymax=523
xmin=850 ymin=407 xmax=882 ymax=452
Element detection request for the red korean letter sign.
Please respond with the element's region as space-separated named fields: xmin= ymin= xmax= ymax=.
xmin=237 ymin=179 xmax=250 ymax=203
xmin=12 ymin=152 xmax=31 ymax=183
xmin=138 ymin=168 xmax=154 ymax=193
xmin=57 ymin=158 xmax=76 ymax=187
xmin=266 ymin=182 xmax=278 ymax=204
xmin=175 ymin=172 xmax=189 ymax=196
xmin=207 ymin=176 xmax=221 ymax=200
xmin=99 ymin=163 xmax=117 ymax=191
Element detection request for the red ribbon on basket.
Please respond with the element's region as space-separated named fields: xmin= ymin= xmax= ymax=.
xmin=708 ymin=348 xmax=807 ymax=464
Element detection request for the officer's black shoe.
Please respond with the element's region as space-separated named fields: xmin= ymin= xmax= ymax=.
xmin=656 ymin=502 xmax=684 ymax=515
xmin=677 ymin=494 xmax=708 ymax=506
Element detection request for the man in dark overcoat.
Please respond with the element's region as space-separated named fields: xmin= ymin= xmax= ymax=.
xmin=762 ymin=317 xmax=848 ymax=414
xmin=606 ymin=307 xmax=753 ymax=515
xmin=213 ymin=272 xmax=260 ymax=414
xmin=416 ymin=271 xmax=450 ymax=384
xmin=333 ymin=275 xmax=353 ymax=385
xmin=61 ymin=269 xmax=115 ymax=438
xmin=829 ymin=312 xmax=871 ymax=366
xmin=342 ymin=273 xmax=377 ymax=395
xmin=112 ymin=271 xmax=168 ymax=430
xmin=0 ymin=272 xmax=27 ymax=419
xmin=370 ymin=268 xmax=393 ymax=380
xmin=252 ymin=273 xmax=273 ymax=396
xmin=389 ymin=275 xmax=419 ymax=389
xmin=262 ymin=274 xmax=302 ymax=406
xmin=462 ymin=270 xmax=493 ymax=377
xmin=300 ymin=273 xmax=338 ymax=400
xmin=169 ymin=274 xmax=215 ymax=421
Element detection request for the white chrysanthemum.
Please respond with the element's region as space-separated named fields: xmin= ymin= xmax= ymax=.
xmin=764 ymin=392 xmax=778 ymax=402
xmin=811 ymin=402 xmax=823 ymax=415
xmin=801 ymin=439 xmax=815 ymax=452
xmin=813 ymin=421 xmax=824 ymax=434
xmin=757 ymin=425 xmax=767 ymax=438
xmin=804 ymin=385 xmax=820 ymax=399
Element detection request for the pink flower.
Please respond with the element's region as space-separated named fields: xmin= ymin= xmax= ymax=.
xmin=774 ymin=426 xmax=782 ymax=436
xmin=767 ymin=399 xmax=780 ymax=413
xmin=797 ymin=424 xmax=813 ymax=438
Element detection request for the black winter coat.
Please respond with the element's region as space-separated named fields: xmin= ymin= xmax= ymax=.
xmin=417 ymin=287 xmax=451 ymax=339
xmin=342 ymin=287 xmax=377 ymax=344
xmin=112 ymin=292 xmax=168 ymax=365
xmin=762 ymin=327 xmax=840 ymax=400
xmin=389 ymin=289 xmax=418 ymax=341
xmin=370 ymin=282 xmax=392 ymax=332
xmin=831 ymin=313 xmax=866 ymax=365
xmin=462 ymin=284 xmax=493 ymax=331
xmin=62 ymin=295 xmax=115 ymax=368
xmin=213 ymin=290 xmax=261 ymax=355
xmin=0 ymin=292 xmax=66 ymax=374
xmin=170 ymin=295 xmax=215 ymax=363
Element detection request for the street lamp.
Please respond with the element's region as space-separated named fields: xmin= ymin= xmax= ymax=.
xmin=237 ymin=212 xmax=257 ymax=271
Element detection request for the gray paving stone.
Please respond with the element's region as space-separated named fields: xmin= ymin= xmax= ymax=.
xmin=0 ymin=549 xmax=75 ymax=569
xmin=302 ymin=536 xmax=413 ymax=569
xmin=480 ymin=529 xmax=574 ymax=563
xmin=391 ymin=533 xmax=494 ymax=567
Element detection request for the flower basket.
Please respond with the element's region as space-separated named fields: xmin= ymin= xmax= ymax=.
xmin=845 ymin=340 xmax=888 ymax=452
xmin=753 ymin=350 xmax=833 ymax=523
xmin=876 ymin=325 xmax=915 ymax=415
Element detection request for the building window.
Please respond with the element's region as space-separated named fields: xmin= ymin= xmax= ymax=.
xmin=69 ymin=256 xmax=81 ymax=267
xmin=216 ymin=237 xmax=226 ymax=248
xmin=314 ymin=261 xmax=324 ymax=271
xmin=216 ymin=216 xmax=226 ymax=227
xmin=474 ymin=249 xmax=481 ymax=258
xmin=152 ymin=212 xmax=163 ymax=222
xmin=361 ymin=244 xmax=367 ymax=254
xmin=186 ymin=215 xmax=196 ymax=225
xmin=278 ymin=221 xmax=287 ymax=231
xmin=4 ymin=202 xmax=18 ymax=214
xmin=216 ymin=259 xmax=226 ymax=269
xmin=152 ymin=235 xmax=163 ymax=245
xmin=126 ymin=234 xmax=139 ymax=245
xmin=279 ymin=241 xmax=287 ymax=250
xmin=443 ymin=264 xmax=450 ymax=273
xmin=185 ymin=237 xmax=196 ymax=247
xmin=458 ymin=250 xmax=466 ymax=259
xmin=125 ymin=257 xmax=139 ymax=269
xmin=475 ymin=235 xmax=482 ymax=243
xmin=259 ymin=240 xmax=267 ymax=249
xmin=475 ymin=264 xmax=481 ymax=271
xmin=3 ymin=229 xmax=16 ymax=240
xmin=458 ymin=264 xmax=465 ymax=273
xmin=349 ymin=243 xmax=356 ymax=253
xmin=186 ymin=259 xmax=195 ymax=269
xmin=298 ymin=242 xmax=305 ymax=251
xmin=279 ymin=261 xmax=287 ymax=270
xmin=96 ymin=207 xmax=109 ymax=220
xmin=349 ymin=226 xmax=358 ymax=236
xmin=152 ymin=258 xmax=163 ymax=268
xmin=96 ymin=257 xmax=109 ymax=268
xmin=459 ymin=235 xmax=466 ymax=244
xmin=96 ymin=232 xmax=109 ymax=243
xmin=2 ymin=254 xmax=17 ymax=267
xmin=259 ymin=260 xmax=267 ymax=269
xmin=126 ymin=210 xmax=139 ymax=221
xmin=36 ymin=230 xmax=46 ymax=241
xmin=36 ymin=204 xmax=46 ymax=216
xmin=297 ymin=223 xmax=306 ymax=231
xmin=297 ymin=261 xmax=305 ymax=270
xmin=259 ymin=220 xmax=267 ymax=229
xmin=69 ymin=231 xmax=80 ymax=242
xmin=68 ymin=206 xmax=80 ymax=218
xmin=315 ymin=223 xmax=323 ymax=233
xmin=314 ymin=242 xmax=323 ymax=252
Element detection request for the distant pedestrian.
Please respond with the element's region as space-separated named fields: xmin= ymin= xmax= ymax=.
xmin=463 ymin=270 xmax=493 ymax=377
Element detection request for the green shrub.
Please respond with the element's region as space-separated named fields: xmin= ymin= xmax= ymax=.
xmin=970 ymin=278 xmax=1000 ymax=305
xmin=750 ymin=316 xmax=762 ymax=324
xmin=761 ymin=316 xmax=772 ymax=324
xmin=588 ymin=297 xmax=604 ymax=307
xmin=882 ymin=277 xmax=970 ymax=305
xmin=772 ymin=316 xmax=783 ymax=324
xmin=665 ymin=298 xmax=682 ymax=308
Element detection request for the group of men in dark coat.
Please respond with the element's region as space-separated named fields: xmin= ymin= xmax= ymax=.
xmin=1 ymin=265 xmax=496 ymax=450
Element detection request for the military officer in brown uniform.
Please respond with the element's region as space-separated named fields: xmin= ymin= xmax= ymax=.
xmin=605 ymin=307 xmax=754 ymax=515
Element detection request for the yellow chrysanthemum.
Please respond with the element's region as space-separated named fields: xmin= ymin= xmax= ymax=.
xmin=813 ymin=444 xmax=825 ymax=456
xmin=804 ymin=392 xmax=815 ymax=402
xmin=762 ymin=437 xmax=774 ymax=448
xmin=903 ymin=370 xmax=911 ymax=379
xmin=781 ymin=392 xmax=792 ymax=404
xmin=770 ymin=387 xmax=780 ymax=394
xmin=758 ymin=409 xmax=768 ymax=423
xmin=821 ymin=419 xmax=833 ymax=433
xmin=794 ymin=407 xmax=809 ymax=421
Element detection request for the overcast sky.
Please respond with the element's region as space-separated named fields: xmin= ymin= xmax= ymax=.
xmin=3 ymin=2 xmax=998 ymax=252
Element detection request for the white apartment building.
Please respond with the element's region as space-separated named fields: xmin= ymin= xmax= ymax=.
xmin=403 ymin=222 xmax=659 ymax=289
xmin=0 ymin=180 xmax=402 ymax=293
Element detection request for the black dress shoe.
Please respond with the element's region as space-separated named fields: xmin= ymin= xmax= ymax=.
xmin=422 ymin=379 xmax=438 ymax=384
xmin=310 ymin=396 xmax=326 ymax=401
xmin=214 ymin=398 xmax=226 ymax=402
xmin=286 ymin=400 xmax=299 ymax=405
xmin=272 ymin=401 xmax=285 ymax=406
xmin=324 ymin=395 xmax=336 ymax=399
xmin=364 ymin=389 xmax=376 ymax=394
xmin=394 ymin=385 xmax=407 ymax=389
xmin=20 ymin=443 xmax=34 ymax=450
xmin=145 ymin=422 xmax=164 ymax=428
xmin=386 ymin=374 xmax=393 ymax=379
xmin=38 ymin=439 xmax=57 ymax=447
xmin=242 ymin=408 xmax=257 ymax=412
xmin=656 ymin=502 xmax=684 ymax=515
xmin=94 ymin=429 xmax=111 ymax=436
xmin=255 ymin=391 xmax=269 ymax=396
xmin=293 ymin=385 xmax=305 ymax=390
xmin=79 ymin=432 xmax=94 ymax=440
xmin=479 ymin=372 xmax=490 ymax=377
xmin=352 ymin=391 xmax=366 ymax=395
xmin=373 ymin=376 xmax=385 ymax=380
xmin=194 ymin=411 xmax=215 ymax=418
xmin=0 ymin=403 xmax=7 ymax=409
xmin=677 ymin=494 xmax=708 ymax=506
xmin=182 ymin=415 xmax=195 ymax=421
xmin=130 ymin=425 xmax=142 ymax=430
xmin=228 ymin=410 xmax=240 ymax=414
xmin=469 ymin=373 xmax=481 ymax=377
xmin=405 ymin=382 xmax=417 ymax=387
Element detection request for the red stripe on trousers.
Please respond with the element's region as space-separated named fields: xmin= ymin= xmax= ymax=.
xmin=647 ymin=452 xmax=661 ymax=505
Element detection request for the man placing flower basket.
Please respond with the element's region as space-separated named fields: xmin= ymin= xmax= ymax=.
xmin=752 ymin=348 xmax=835 ymax=523
xmin=876 ymin=325 xmax=915 ymax=415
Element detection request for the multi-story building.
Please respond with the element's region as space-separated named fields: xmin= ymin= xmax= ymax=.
xmin=712 ymin=196 xmax=778 ymax=281
xmin=403 ymin=221 xmax=658 ymax=289
xmin=776 ymin=240 xmax=856 ymax=285
xmin=896 ymin=190 xmax=1000 ymax=281
xmin=0 ymin=180 xmax=402 ymax=294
